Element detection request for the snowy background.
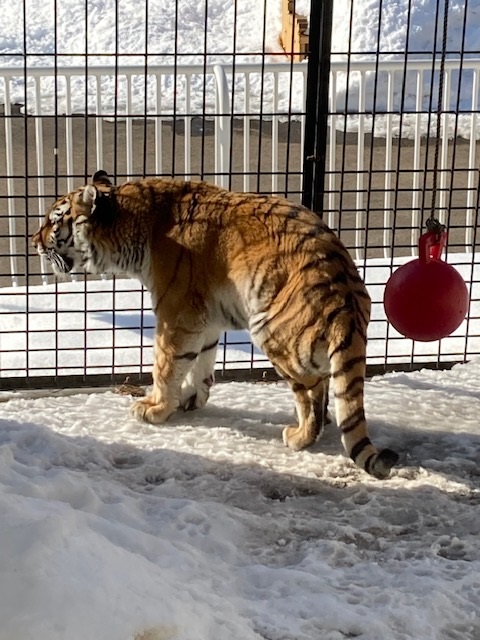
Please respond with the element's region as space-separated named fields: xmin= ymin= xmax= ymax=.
xmin=2 ymin=0 xmax=478 ymax=66
xmin=0 ymin=0 xmax=479 ymax=131
xmin=1 ymin=252 xmax=479 ymax=377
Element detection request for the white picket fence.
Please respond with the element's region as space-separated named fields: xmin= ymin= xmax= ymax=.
xmin=1 ymin=57 xmax=479 ymax=285
xmin=1 ymin=58 xmax=480 ymax=378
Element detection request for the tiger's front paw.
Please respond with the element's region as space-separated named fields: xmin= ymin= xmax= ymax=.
xmin=180 ymin=374 xmax=214 ymax=411
xmin=131 ymin=396 xmax=176 ymax=424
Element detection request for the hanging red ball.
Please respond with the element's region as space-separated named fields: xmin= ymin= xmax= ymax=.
xmin=383 ymin=230 xmax=469 ymax=342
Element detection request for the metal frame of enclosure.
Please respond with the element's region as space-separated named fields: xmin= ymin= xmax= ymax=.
xmin=0 ymin=0 xmax=479 ymax=390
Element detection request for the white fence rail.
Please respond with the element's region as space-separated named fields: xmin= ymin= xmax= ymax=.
xmin=1 ymin=58 xmax=480 ymax=378
xmin=1 ymin=58 xmax=480 ymax=285
xmin=325 ymin=58 xmax=480 ymax=260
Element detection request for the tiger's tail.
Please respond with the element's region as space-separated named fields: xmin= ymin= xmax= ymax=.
xmin=328 ymin=316 xmax=398 ymax=479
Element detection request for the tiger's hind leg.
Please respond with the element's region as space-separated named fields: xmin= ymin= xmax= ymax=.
xmin=180 ymin=334 xmax=219 ymax=411
xmin=256 ymin=315 xmax=398 ymax=478
xmin=282 ymin=375 xmax=332 ymax=451
xmin=256 ymin=342 xmax=331 ymax=451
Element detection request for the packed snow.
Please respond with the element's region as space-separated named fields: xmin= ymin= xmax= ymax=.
xmin=1 ymin=360 xmax=480 ymax=639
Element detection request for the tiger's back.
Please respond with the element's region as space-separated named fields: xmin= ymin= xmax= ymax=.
xmin=32 ymin=173 xmax=398 ymax=479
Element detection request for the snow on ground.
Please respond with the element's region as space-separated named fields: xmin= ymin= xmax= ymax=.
xmin=1 ymin=360 xmax=480 ymax=639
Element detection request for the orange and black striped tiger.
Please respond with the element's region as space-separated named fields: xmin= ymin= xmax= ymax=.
xmin=32 ymin=171 xmax=398 ymax=479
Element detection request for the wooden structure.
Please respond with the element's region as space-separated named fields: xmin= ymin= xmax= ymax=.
xmin=280 ymin=0 xmax=309 ymax=62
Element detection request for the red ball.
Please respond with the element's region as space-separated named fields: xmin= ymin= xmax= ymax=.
xmin=384 ymin=258 xmax=469 ymax=342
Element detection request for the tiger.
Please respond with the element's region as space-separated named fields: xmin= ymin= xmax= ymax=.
xmin=32 ymin=170 xmax=398 ymax=479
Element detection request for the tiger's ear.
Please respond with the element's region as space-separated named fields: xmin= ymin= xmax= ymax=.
xmin=82 ymin=185 xmax=98 ymax=207
xmin=81 ymin=169 xmax=113 ymax=207
xmin=81 ymin=184 xmax=115 ymax=226
xmin=92 ymin=170 xmax=113 ymax=187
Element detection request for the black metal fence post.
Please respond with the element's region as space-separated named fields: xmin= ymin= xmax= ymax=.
xmin=302 ymin=0 xmax=335 ymax=216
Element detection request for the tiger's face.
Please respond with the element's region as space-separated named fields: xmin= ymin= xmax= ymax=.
xmin=32 ymin=190 xmax=84 ymax=275
xmin=32 ymin=172 xmax=114 ymax=275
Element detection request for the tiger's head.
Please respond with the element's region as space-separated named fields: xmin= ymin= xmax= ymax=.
xmin=32 ymin=170 xmax=115 ymax=275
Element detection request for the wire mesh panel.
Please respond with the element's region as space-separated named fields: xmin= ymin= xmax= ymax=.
xmin=0 ymin=0 xmax=479 ymax=390
xmin=0 ymin=0 xmax=307 ymax=389
xmin=320 ymin=0 xmax=480 ymax=371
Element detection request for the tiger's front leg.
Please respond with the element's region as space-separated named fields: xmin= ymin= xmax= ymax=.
xmin=180 ymin=332 xmax=219 ymax=411
xmin=131 ymin=325 xmax=205 ymax=425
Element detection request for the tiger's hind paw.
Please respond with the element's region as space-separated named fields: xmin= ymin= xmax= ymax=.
xmin=282 ymin=424 xmax=319 ymax=451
